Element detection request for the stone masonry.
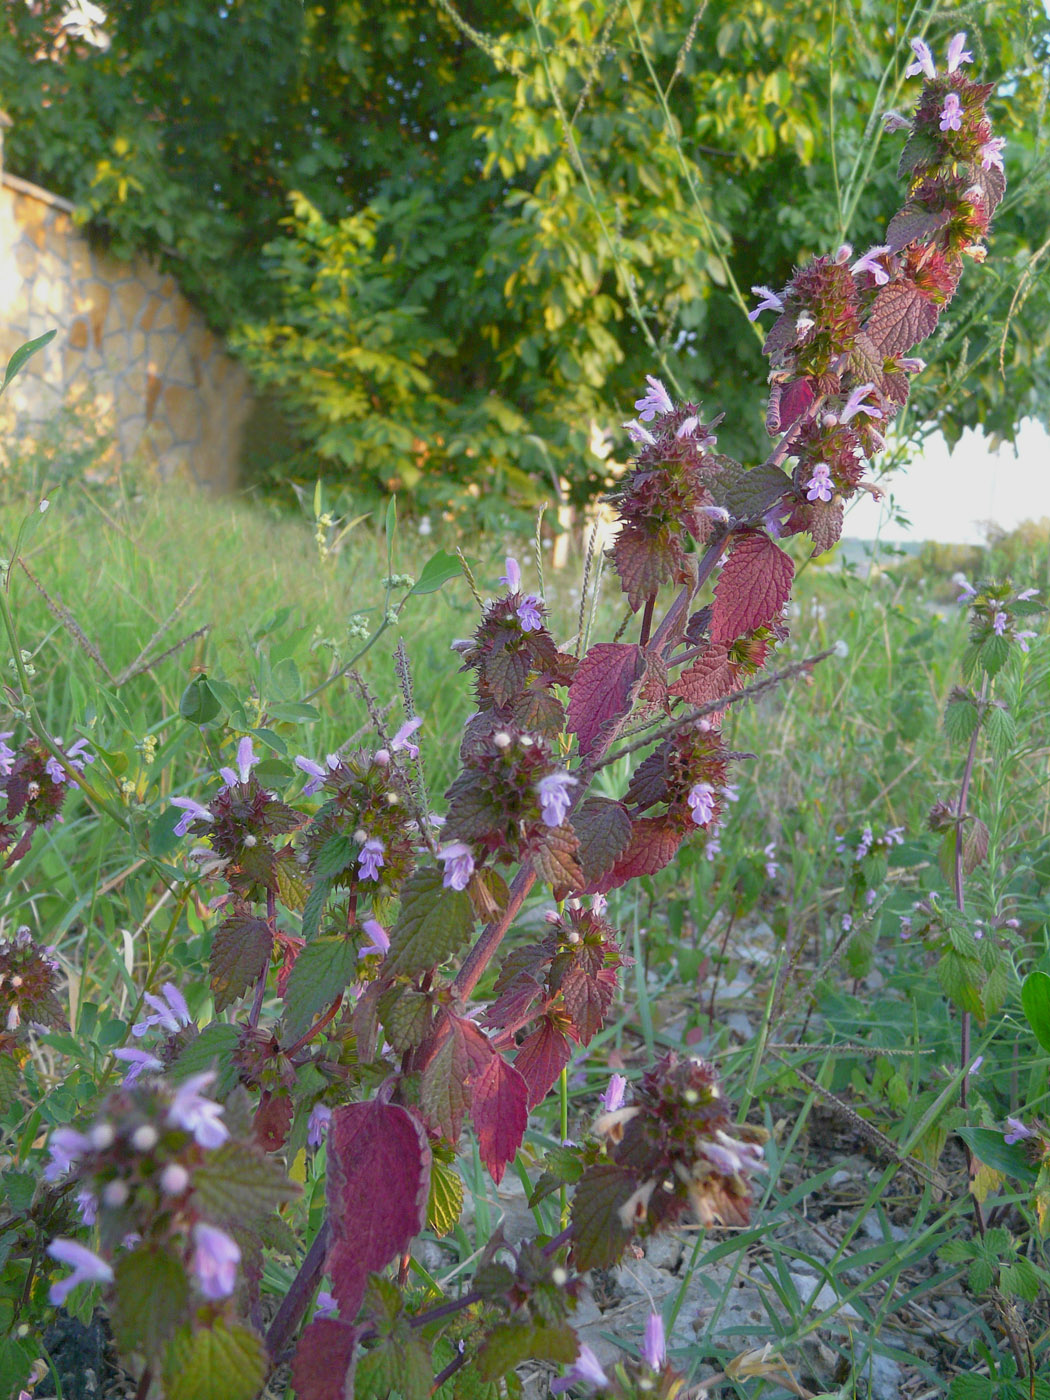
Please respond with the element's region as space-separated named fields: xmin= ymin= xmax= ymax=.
xmin=0 ymin=117 xmax=251 ymax=491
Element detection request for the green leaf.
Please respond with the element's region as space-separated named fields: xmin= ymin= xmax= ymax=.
xmin=1022 ymin=971 xmax=1050 ymax=1053
xmin=282 ymin=935 xmax=358 ymax=1041
xmin=1 ymin=1169 xmax=35 ymax=1214
xmin=947 ymin=1376 xmax=994 ymax=1400
xmin=179 ymin=676 xmax=223 ymax=726
xmin=170 ymin=1023 xmax=241 ymax=1097
xmin=354 ymin=1329 xmax=431 ymax=1400
xmin=300 ymin=876 xmax=331 ymax=940
xmin=943 ymin=693 xmax=979 ymax=744
xmin=569 ymin=1163 xmax=636 ymax=1271
xmin=410 ymin=549 xmax=463 ymax=594
xmin=477 ymin=1322 xmax=577 ymax=1382
xmin=275 ymin=849 xmax=310 ymax=912
xmin=313 ymin=833 xmax=355 ymax=879
xmin=955 ymin=1128 xmax=1038 ymax=1184
xmin=2 ymin=329 xmax=56 ymax=392
xmin=267 ymin=701 xmax=321 ymax=723
xmin=984 ymin=704 xmax=1017 ymax=760
xmin=112 ymin=1245 xmax=189 ymax=1361
xmin=192 ymin=1140 xmax=299 ymax=1227
xmin=426 ymin=1157 xmax=464 ymax=1236
xmin=386 ymin=867 xmax=474 ymax=977
xmin=164 ymin=1322 xmax=268 ymax=1400
xmin=381 ymin=986 xmax=432 ymax=1052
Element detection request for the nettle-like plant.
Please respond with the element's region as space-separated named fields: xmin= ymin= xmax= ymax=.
xmin=1 ymin=32 xmax=1007 ymax=1399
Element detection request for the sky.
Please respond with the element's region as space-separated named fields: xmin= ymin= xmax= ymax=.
xmin=844 ymin=418 xmax=1050 ymax=545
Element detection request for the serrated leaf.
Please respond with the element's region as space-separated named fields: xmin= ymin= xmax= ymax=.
xmin=571 ymin=797 xmax=633 ymax=885
xmin=864 ymin=280 xmax=940 ymax=355
xmin=282 ymin=936 xmax=358 ymax=1042
xmin=210 ymin=915 xmax=272 ymax=1011
xmin=530 ymin=823 xmax=584 ymax=894
xmin=590 ymin=816 xmax=684 ymax=894
xmin=164 ymin=1322 xmax=267 ymax=1400
xmin=710 ymin=532 xmax=793 ymax=643
xmin=420 ymin=1023 xmax=472 ymax=1142
xmin=473 ymin=1053 xmax=529 ymax=1185
xmin=326 ymin=1101 xmax=431 ymax=1319
xmin=936 ymin=949 xmax=985 ymax=1019
xmin=477 ymin=1321 xmax=577 ymax=1382
xmin=192 ymin=1140 xmax=299 ymax=1227
xmin=354 ymin=1329 xmax=432 ymax=1400
xmin=427 ymin=1157 xmax=464 ymax=1236
xmin=567 ymin=642 xmax=645 ymax=757
xmin=947 ymin=1376 xmax=994 ymax=1400
xmin=170 ymin=1023 xmax=240 ymax=1097
xmin=275 ymin=849 xmax=310 ymax=911
xmin=290 ymin=1319 xmax=362 ymax=1400
xmin=612 ymin=524 xmax=685 ymax=611
xmin=962 ymin=817 xmax=989 ymax=875
xmin=112 ymin=1246 xmax=189 ymax=1361
xmin=386 ymin=867 xmax=474 ymax=977
xmin=485 ymin=645 xmax=530 ymax=708
xmin=885 ymin=206 xmax=950 ymax=252
xmin=1022 ymin=971 xmax=1050 ymax=1054
xmin=802 ymin=498 xmax=845 ymax=556
xmin=897 ymin=128 xmax=943 ymax=180
xmin=980 ymin=632 xmax=1011 ymax=678
xmin=569 ymin=1163 xmax=636 ymax=1270
xmin=669 ymin=643 xmax=738 ymax=709
xmin=300 ymin=876 xmax=331 ymax=940
xmin=514 ymin=1015 xmax=573 ymax=1109
xmin=709 ymin=462 xmax=792 ymax=521
xmin=984 ymin=704 xmax=1016 ymax=759
xmin=944 ymin=693 xmax=979 ymax=744
xmin=313 ymin=833 xmax=355 ymax=879
xmin=381 ymin=987 xmax=432 ymax=1052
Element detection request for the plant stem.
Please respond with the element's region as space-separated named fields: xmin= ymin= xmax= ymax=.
xmin=265 ymin=1220 xmax=330 ymax=1360
xmin=955 ymin=677 xmax=988 ymax=1108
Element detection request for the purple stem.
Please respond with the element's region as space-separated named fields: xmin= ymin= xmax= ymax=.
xmin=265 ymin=1220 xmax=330 ymax=1361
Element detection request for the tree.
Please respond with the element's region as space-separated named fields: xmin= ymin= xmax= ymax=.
xmin=2 ymin=1 xmax=1048 ymax=516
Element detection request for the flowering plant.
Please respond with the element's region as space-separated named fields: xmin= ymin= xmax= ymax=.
xmin=0 ymin=30 xmax=1009 ymax=1400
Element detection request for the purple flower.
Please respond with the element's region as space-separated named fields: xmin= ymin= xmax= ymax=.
xmin=219 ymin=735 xmax=259 ymax=790
xmin=641 ymin=1312 xmax=666 ymax=1371
xmin=112 ymin=1047 xmax=164 ymax=1085
xmin=43 ymin=1126 xmax=93 ymax=1182
xmin=675 ymin=415 xmax=699 ymax=439
xmin=851 ymin=245 xmax=891 ymax=286
xmin=601 ymin=1074 xmax=627 ymax=1112
xmin=294 ymin=755 xmax=328 ymax=795
xmin=315 ymin=1290 xmax=339 ymax=1319
xmin=979 ymin=136 xmax=1006 ymax=172
xmin=167 ymin=1071 xmax=229 ymax=1149
xmin=954 ymin=574 xmax=977 ymax=602
xmin=550 ymin=1344 xmax=609 ymax=1394
xmin=993 ymin=611 xmax=1008 ymax=637
xmin=764 ymin=842 xmax=778 ymax=879
xmin=45 ymin=737 xmax=94 ymax=787
xmin=838 ymin=383 xmax=883 ymax=425
xmin=438 ymin=841 xmax=475 ymax=891
xmin=884 ymin=825 xmax=905 ymax=845
xmin=939 ymin=93 xmax=963 ymax=133
xmin=623 ymin=418 xmax=657 ymax=446
xmin=307 ymin=1103 xmax=332 ymax=1147
xmin=1017 ymin=631 xmax=1037 ymax=654
xmin=701 ymin=1129 xmax=767 ymax=1178
xmin=1005 ymin=1117 xmax=1035 ymax=1145
xmin=946 ymin=32 xmax=973 ymax=73
xmin=899 ymin=917 xmax=912 ymax=940
xmin=687 ymin=782 xmax=716 ymax=826
xmin=390 ymin=717 xmax=423 ymax=759
xmin=1017 ymin=588 xmax=1039 ymax=601
xmin=132 ymin=981 xmax=191 ymax=1038
xmin=75 ymin=1189 xmax=97 ymax=1226
xmin=517 ymin=595 xmax=544 ymax=631
xmin=537 ymin=772 xmax=577 ymax=827
xmin=358 ymin=918 xmax=389 ymax=958
xmin=192 ymin=1223 xmax=240 ymax=1300
xmin=841 ymin=913 xmax=853 ymax=933
xmin=634 ymin=375 xmax=674 ymax=422
xmin=904 ymin=37 xmax=935 ymax=80
xmin=170 ymin=796 xmax=214 ymax=838
xmin=805 ymin=463 xmax=833 ymax=504
xmin=0 ymin=731 xmax=15 ymax=779
xmin=748 ymin=285 xmax=784 ymax=321
xmin=968 ymin=1055 xmax=984 ymax=1077
xmin=47 ymin=1240 xmax=113 ymax=1305
xmin=357 ymin=836 xmax=385 ymax=881
xmin=883 ymin=110 xmax=911 ymax=133
xmin=499 ymin=557 xmax=522 ymax=592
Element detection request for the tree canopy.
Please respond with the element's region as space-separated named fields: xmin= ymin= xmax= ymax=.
xmin=2 ymin=0 xmax=1048 ymax=517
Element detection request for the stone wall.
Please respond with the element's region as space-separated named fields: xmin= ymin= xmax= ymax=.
xmin=0 ymin=138 xmax=251 ymax=492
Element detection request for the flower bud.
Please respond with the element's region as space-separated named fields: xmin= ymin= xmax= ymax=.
xmin=131 ymin=1125 xmax=158 ymax=1152
xmin=160 ymin=1163 xmax=190 ymax=1195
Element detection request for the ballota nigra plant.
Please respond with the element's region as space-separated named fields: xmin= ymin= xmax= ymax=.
xmin=0 ymin=30 xmax=1007 ymax=1399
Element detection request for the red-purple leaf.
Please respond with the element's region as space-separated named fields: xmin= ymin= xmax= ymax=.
xmin=290 ymin=1320 xmax=362 ymax=1400
xmin=514 ymin=1015 xmax=574 ymax=1109
xmin=612 ymin=525 xmax=687 ymax=612
xmin=669 ymin=644 xmax=739 ymax=710
xmin=885 ymin=206 xmax=950 ymax=253
xmin=567 ymin=643 xmax=645 ymax=757
xmin=863 ymin=280 xmax=940 ymax=355
xmin=529 ymin=823 xmax=584 ymax=896
xmin=253 ymin=1090 xmax=293 ymax=1152
xmin=710 ymin=533 xmax=794 ymax=644
xmin=482 ymin=973 xmax=544 ymax=1035
xmin=560 ymin=965 xmax=617 ymax=1044
xmin=589 ymin=817 xmax=684 ymax=895
xmin=569 ymin=1164 xmax=636 ymax=1271
xmin=210 ymin=915 xmax=272 ymax=1012
xmin=804 ymin=498 xmax=845 ymax=556
xmin=325 ymin=1101 xmax=430 ymax=1319
xmin=420 ymin=1020 xmax=472 ymax=1143
xmin=776 ymin=378 xmax=815 ymax=430
xmin=571 ymin=797 xmax=633 ymax=885
xmin=473 ymin=1053 xmax=529 ymax=1185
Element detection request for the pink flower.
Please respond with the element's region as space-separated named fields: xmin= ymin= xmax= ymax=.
xmin=641 ymin=1312 xmax=666 ymax=1370
xmin=1017 ymin=631 xmax=1037 ymax=653
xmin=551 ymin=1344 xmax=609 ymax=1393
xmin=851 ymin=245 xmax=891 ymax=285
xmin=748 ymin=285 xmax=784 ymax=321
xmin=946 ymin=32 xmax=973 ymax=73
xmin=939 ymin=93 xmax=963 ymax=133
xmin=438 ymin=841 xmax=475 ymax=891
xmin=167 ymin=1071 xmax=229 ymax=1149
xmin=687 ymin=782 xmax=716 ymax=826
xmin=45 ymin=737 xmax=94 ymax=787
xmin=390 ymin=717 xmax=423 ymax=759
xmin=358 ymin=836 xmax=385 ymax=881
xmin=904 ymin=37 xmax=935 ymax=80
xmin=517 ymin=595 xmax=544 ymax=631
xmin=633 ymin=375 xmax=674 ymax=422
xmin=979 ymin=137 xmax=1006 ymax=172
xmin=993 ymin=611 xmax=1008 ymax=636
xmin=315 ymin=1290 xmax=339 ymax=1319
xmin=112 ymin=1047 xmax=164 ymax=1085
xmin=537 ymin=772 xmax=577 ymax=827
xmin=47 ymin=1239 xmax=113 ymax=1305
xmin=838 ymin=383 xmax=883 ymax=425
xmin=192 ymin=1223 xmax=240 ymax=1300
xmin=43 ymin=1126 xmax=92 ymax=1182
xmin=764 ymin=842 xmax=778 ymax=879
xmin=601 ymin=1074 xmax=627 ymax=1112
